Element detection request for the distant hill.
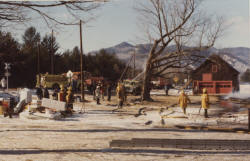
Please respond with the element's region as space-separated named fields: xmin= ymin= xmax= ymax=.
xmin=89 ymin=42 xmax=250 ymax=73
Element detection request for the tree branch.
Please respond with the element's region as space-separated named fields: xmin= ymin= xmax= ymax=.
xmin=0 ymin=1 xmax=104 ymax=26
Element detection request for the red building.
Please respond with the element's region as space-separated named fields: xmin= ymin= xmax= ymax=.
xmin=191 ymin=55 xmax=239 ymax=94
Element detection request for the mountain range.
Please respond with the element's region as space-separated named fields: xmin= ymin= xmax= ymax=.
xmin=90 ymin=42 xmax=250 ymax=73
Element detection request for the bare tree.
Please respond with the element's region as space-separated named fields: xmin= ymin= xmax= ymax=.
xmin=136 ymin=0 xmax=224 ymax=101
xmin=0 ymin=0 xmax=106 ymax=27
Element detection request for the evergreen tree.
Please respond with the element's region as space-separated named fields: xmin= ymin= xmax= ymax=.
xmin=22 ymin=27 xmax=40 ymax=51
xmin=41 ymin=34 xmax=60 ymax=74
xmin=86 ymin=49 xmax=126 ymax=81
xmin=21 ymin=27 xmax=41 ymax=87
xmin=241 ymin=69 xmax=250 ymax=82
xmin=0 ymin=31 xmax=23 ymax=87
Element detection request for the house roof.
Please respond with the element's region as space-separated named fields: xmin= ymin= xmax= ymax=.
xmin=192 ymin=54 xmax=239 ymax=74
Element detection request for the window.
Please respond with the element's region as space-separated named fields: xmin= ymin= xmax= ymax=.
xmin=212 ymin=65 xmax=217 ymax=73
xmin=202 ymin=73 xmax=212 ymax=81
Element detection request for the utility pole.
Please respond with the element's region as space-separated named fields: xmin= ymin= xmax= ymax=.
xmin=133 ymin=50 xmax=136 ymax=78
xmin=248 ymin=108 xmax=250 ymax=131
xmin=51 ymin=29 xmax=54 ymax=74
xmin=79 ymin=20 xmax=85 ymax=101
xmin=37 ymin=43 xmax=41 ymax=86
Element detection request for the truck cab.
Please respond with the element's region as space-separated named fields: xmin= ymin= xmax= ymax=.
xmin=123 ymin=79 xmax=142 ymax=95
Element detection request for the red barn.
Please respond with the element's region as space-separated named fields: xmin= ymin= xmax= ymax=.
xmin=191 ymin=55 xmax=239 ymax=94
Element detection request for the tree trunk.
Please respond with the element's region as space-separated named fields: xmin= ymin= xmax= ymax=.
xmin=141 ymin=54 xmax=153 ymax=101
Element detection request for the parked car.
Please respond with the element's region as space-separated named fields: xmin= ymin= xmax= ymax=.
xmin=0 ymin=92 xmax=19 ymax=103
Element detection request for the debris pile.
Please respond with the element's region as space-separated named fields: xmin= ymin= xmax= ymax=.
xmin=0 ymin=87 xmax=80 ymax=120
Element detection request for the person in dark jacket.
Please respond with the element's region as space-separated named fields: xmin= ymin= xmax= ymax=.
xmin=107 ymin=83 xmax=112 ymax=101
xmin=72 ymin=79 xmax=78 ymax=92
xmin=92 ymin=81 xmax=97 ymax=100
xmin=4 ymin=97 xmax=15 ymax=118
xmin=164 ymin=82 xmax=172 ymax=96
xmin=100 ymin=82 xmax=106 ymax=101
xmin=42 ymin=85 xmax=49 ymax=98
xmin=52 ymin=88 xmax=59 ymax=100
xmin=36 ymin=85 xmax=43 ymax=100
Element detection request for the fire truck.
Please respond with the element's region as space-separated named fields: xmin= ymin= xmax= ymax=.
xmin=36 ymin=74 xmax=68 ymax=89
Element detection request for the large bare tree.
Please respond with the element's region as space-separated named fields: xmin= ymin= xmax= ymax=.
xmin=0 ymin=0 xmax=105 ymax=27
xmin=137 ymin=0 xmax=224 ymax=101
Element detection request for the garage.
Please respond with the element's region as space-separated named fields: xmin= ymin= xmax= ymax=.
xmin=192 ymin=55 xmax=239 ymax=94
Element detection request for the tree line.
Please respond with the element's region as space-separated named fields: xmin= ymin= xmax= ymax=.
xmin=241 ymin=69 xmax=250 ymax=83
xmin=0 ymin=27 xmax=127 ymax=88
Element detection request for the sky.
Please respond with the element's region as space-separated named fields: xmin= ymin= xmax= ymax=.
xmin=6 ymin=0 xmax=250 ymax=53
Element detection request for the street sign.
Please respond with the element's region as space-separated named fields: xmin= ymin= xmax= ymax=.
xmin=173 ymin=76 xmax=179 ymax=83
xmin=4 ymin=63 xmax=11 ymax=70
xmin=5 ymin=72 xmax=11 ymax=77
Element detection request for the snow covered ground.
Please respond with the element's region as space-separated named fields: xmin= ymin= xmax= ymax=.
xmin=151 ymin=89 xmax=193 ymax=96
xmin=0 ymin=91 xmax=250 ymax=160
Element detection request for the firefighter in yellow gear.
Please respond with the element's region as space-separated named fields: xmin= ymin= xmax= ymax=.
xmin=66 ymin=86 xmax=74 ymax=110
xmin=58 ymin=84 xmax=66 ymax=102
xmin=116 ymin=82 xmax=125 ymax=108
xmin=178 ymin=90 xmax=191 ymax=114
xmin=201 ymin=88 xmax=209 ymax=118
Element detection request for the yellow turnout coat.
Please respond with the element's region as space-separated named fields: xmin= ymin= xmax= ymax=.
xmin=201 ymin=93 xmax=209 ymax=109
xmin=178 ymin=93 xmax=190 ymax=109
xmin=116 ymin=84 xmax=125 ymax=101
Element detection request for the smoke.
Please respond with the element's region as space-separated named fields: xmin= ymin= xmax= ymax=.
xmin=225 ymin=92 xmax=250 ymax=100
xmin=224 ymin=83 xmax=250 ymax=99
xmin=131 ymin=57 xmax=147 ymax=81
xmin=132 ymin=71 xmax=144 ymax=81
xmin=142 ymin=57 xmax=148 ymax=72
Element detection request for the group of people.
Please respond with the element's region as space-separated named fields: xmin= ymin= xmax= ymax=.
xmin=36 ymin=80 xmax=210 ymax=117
xmin=90 ymin=80 xmax=126 ymax=109
xmin=36 ymin=84 xmax=74 ymax=111
xmin=93 ymin=80 xmax=127 ymax=109
xmin=178 ymin=88 xmax=210 ymax=118
xmin=92 ymin=81 xmax=210 ymax=117
xmin=92 ymin=81 xmax=113 ymax=105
